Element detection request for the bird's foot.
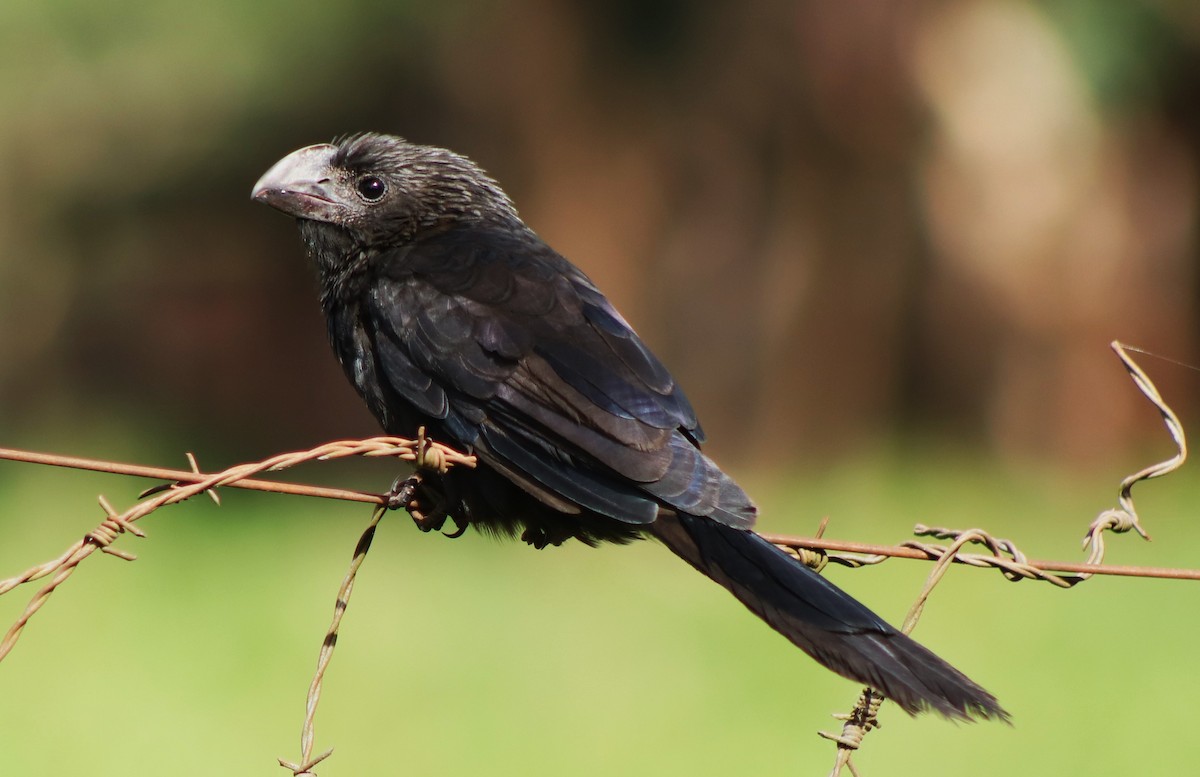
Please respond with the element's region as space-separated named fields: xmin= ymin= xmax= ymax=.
xmin=384 ymin=473 xmax=423 ymax=511
xmin=409 ymin=501 xmax=470 ymax=538
xmin=384 ymin=472 xmax=469 ymax=539
xmin=520 ymin=525 xmax=569 ymax=550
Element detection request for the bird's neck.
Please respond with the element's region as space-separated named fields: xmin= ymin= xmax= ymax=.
xmin=297 ymin=219 xmax=372 ymax=307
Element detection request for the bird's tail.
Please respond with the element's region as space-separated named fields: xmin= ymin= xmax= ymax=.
xmin=650 ymin=513 xmax=1006 ymax=720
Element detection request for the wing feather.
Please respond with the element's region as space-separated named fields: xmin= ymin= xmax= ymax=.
xmin=362 ymin=225 xmax=755 ymax=528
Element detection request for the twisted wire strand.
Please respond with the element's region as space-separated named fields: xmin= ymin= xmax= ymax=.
xmin=820 ymin=688 xmax=884 ymax=777
xmin=279 ymin=504 xmax=390 ymax=777
xmin=0 ymin=341 xmax=1191 ymax=776
xmin=819 ymin=340 xmax=1188 ymax=775
xmin=1079 ymin=342 xmax=1182 ymax=568
xmin=0 ymin=434 xmax=475 ymax=664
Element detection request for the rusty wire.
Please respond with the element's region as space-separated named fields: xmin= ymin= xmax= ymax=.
xmin=0 ymin=340 xmax=1194 ymax=776
xmin=0 ymin=432 xmax=473 ymax=777
xmin=815 ymin=341 xmax=1189 ymax=775
xmin=0 ymin=435 xmax=475 ymax=664
xmin=279 ymin=503 xmax=391 ymax=777
xmin=0 ymin=445 xmax=394 ymax=505
xmin=817 ymin=528 xmax=1004 ymax=777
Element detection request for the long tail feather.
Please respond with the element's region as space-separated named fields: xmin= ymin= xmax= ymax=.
xmin=651 ymin=513 xmax=1007 ymax=720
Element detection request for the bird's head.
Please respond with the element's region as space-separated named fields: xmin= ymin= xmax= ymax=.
xmin=252 ymin=133 xmax=519 ymax=247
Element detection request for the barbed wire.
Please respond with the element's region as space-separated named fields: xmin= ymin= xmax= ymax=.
xmin=278 ymin=502 xmax=390 ymax=777
xmin=808 ymin=341 xmax=1190 ymax=776
xmin=0 ymin=341 xmax=1192 ymax=775
xmin=0 ymin=431 xmax=474 ymax=776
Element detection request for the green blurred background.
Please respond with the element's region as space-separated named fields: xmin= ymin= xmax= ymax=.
xmin=3 ymin=1 xmax=1200 ymax=774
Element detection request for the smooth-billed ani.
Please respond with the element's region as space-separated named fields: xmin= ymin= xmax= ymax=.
xmin=252 ymin=133 xmax=1005 ymax=720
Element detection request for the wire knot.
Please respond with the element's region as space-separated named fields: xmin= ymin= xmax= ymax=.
xmin=1089 ymin=508 xmax=1146 ymax=538
xmin=820 ymin=688 xmax=884 ymax=762
xmin=1082 ymin=507 xmax=1151 ymax=570
xmin=85 ymin=496 xmax=145 ymax=560
xmin=776 ymin=516 xmax=833 ymax=572
xmin=785 ymin=545 xmax=829 ymax=573
xmin=414 ymin=427 xmax=450 ymax=474
xmin=278 ymin=748 xmax=333 ymax=777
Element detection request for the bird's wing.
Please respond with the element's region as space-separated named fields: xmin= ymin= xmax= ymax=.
xmin=364 ymin=226 xmax=754 ymax=528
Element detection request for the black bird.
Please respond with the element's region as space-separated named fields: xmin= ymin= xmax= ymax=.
xmin=252 ymin=133 xmax=1005 ymax=720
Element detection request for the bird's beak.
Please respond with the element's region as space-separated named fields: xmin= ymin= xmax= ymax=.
xmin=251 ymin=143 xmax=344 ymax=222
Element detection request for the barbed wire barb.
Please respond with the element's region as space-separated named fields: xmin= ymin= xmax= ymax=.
xmin=817 ymin=339 xmax=1190 ymax=774
xmin=279 ymin=502 xmax=392 ymax=777
xmin=0 ymin=341 xmax=1195 ymax=775
xmin=1078 ymin=340 xmax=1186 ymax=570
xmin=0 ymin=436 xmax=476 ymax=664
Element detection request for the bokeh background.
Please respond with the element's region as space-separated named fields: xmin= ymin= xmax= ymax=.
xmin=2 ymin=1 xmax=1200 ymax=775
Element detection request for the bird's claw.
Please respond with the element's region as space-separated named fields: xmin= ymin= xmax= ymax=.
xmin=520 ymin=526 xmax=568 ymax=550
xmin=385 ymin=471 xmax=469 ymax=539
xmin=442 ymin=516 xmax=470 ymax=538
xmin=409 ymin=502 xmax=470 ymax=538
xmin=384 ymin=473 xmax=422 ymax=511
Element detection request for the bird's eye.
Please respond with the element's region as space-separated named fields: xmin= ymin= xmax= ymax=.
xmin=356 ymin=175 xmax=387 ymax=202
